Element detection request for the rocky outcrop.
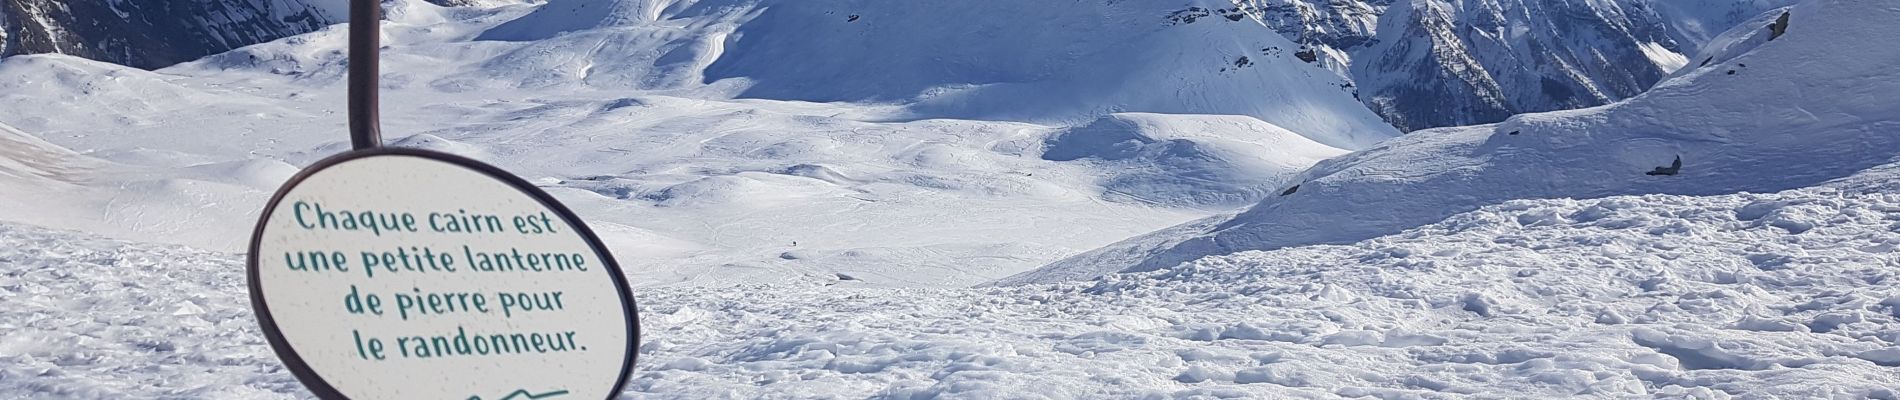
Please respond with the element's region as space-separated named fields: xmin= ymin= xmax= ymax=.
xmin=1225 ymin=0 xmax=1794 ymax=131
xmin=0 ymin=0 xmax=339 ymax=69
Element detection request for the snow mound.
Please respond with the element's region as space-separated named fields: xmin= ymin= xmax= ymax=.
xmin=6 ymin=182 xmax=1897 ymax=398
xmin=1042 ymin=113 xmax=1347 ymax=208
xmin=174 ymin=159 xmax=299 ymax=190
xmin=391 ymin=133 xmax=495 ymax=161
xmin=0 ymin=55 xmax=221 ymax=132
xmin=0 ymin=54 xmax=331 ymax=157
xmin=641 ymin=172 xmax=846 ymax=208
xmin=1009 ymin=0 xmax=1900 ymax=284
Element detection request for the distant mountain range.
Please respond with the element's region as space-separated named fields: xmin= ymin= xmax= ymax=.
xmin=0 ymin=0 xmax=1791 ymax=129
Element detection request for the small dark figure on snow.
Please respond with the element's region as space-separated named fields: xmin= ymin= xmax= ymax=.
xmin=1647 ymin=156 xmax=1683 ymax=176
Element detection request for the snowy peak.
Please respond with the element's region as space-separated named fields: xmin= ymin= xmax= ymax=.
xmin=0 ymin=0 xmax=339 ymax=69
xmin=1353 ymin=0 xmax=1680 ymax=131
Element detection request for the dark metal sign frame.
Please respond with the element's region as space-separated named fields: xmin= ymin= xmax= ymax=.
xmin=246 ymin=148 xmax=642 ymax=400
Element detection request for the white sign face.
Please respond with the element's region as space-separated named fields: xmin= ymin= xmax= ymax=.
xmin=248 ymin=149 xmax=637 ymax=400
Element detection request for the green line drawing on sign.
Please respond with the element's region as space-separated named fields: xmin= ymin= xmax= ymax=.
xmin=468 ymin=388 xmax=570 ymax=400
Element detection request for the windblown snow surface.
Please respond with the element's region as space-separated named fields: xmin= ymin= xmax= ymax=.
xmin=6 ymin=177 xmax=1900 ymax=398
xmin=2 ymin=0 xmax=1899 ymax=398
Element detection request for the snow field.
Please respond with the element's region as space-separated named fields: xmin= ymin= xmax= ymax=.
xmin=5 ymin=182 xmax=1896 ymax=398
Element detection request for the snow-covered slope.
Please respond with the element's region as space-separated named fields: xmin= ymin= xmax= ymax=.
xmin=0 ymin=121 xmax=85 ymax=185
xmin=1012 ymin=0 xmax=1900 ymax=284
xmin=0 ymin=118 xmax=292 ymax=251
xmin=7 ymin=178 xmax=1898 ymax=398
xmin=1666 ymin=5 xmax=1793 ymax=81
xmin=698 ymin=0 xmax=1396 ymax=149
xmin=0 ymin=0 xmax=342 ymax=69
xmin=1 ymin=50 xmax=1208 ymax=287
xmin=463 ymin=0 xmax=1400 ymax=149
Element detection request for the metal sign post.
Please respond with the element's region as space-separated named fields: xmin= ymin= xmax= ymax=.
xmin=349 ymin=0 xmax=381 ymax=150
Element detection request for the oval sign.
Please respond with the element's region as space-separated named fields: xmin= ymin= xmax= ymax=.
xmin=247 ymin=148 xmax=638 ymax=400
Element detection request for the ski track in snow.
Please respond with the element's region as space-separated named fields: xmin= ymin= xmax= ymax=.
xmin=5 ymin=184 xmax=1897 ymax=399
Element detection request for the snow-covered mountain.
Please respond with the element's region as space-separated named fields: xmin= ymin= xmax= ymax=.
xmin=1010 ymin=0 xmax=1900 ymax=284
xmin=0 ymin=0 xmax=1870 ymax=288
xmin=0 ymin=0 xmax=343 ymax=69
xmin=461 ymin=0 xmax=1402 ymax=149
xmin=1354 ymin=0 xmax=1680 ymax=131
xmin=0 ymin=0 xmax=1385 ymax=287
xmin=1236 ymin=0 xmax=1795 ymax=131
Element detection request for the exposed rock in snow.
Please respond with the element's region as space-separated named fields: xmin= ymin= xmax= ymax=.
xmin=1353 ymin=0 xmax=1680 ymax=131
